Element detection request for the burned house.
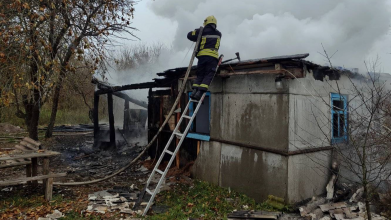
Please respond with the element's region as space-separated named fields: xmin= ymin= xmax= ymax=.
xmin=93 ymin=53 xmax=365 ymax=203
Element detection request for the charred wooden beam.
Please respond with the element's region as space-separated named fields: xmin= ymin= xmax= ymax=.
xmin=93 ymin=92 xmax=100 ymax=138
xmin=107 ymin=94 xmax=116 ymax=148
xmin=151 ymin=89 xmax=173 ymax=97
xmin=112 ymin=91 xmax=148 ymax=109
xmin=95 ymin=82 xmax=166 ymax=95
xmin=124 ymin=100 xmax=130 ymax=131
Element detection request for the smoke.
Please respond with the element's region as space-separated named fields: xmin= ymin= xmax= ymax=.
xmin=102 ymin=0 xmax=391 ymax=102
xmin=147 ymin=0 xmax=391 ymax=72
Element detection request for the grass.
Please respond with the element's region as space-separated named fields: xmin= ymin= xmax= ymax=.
xmin=148 ymin=180 xmax=289 ymax=220
xmin=0 ymin=180 xmax=291 ymax=219
xmin=0 ymin=104 xmax=93 ymax=128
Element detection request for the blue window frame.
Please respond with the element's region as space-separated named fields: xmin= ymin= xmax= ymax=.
xmin=186 ymin=91 xmax=211 ymax=141
xmin=331 ymin=93 xmax=348 ymax=144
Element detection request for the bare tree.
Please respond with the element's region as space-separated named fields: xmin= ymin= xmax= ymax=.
xmin=113 ymin=43 xmax=164 ymax=71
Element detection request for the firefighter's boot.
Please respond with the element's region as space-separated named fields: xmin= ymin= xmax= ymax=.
xmin=190 ymin=88 xmax=198 ymax=100
xmin=193 ymin=90 xmax=204 ymax=101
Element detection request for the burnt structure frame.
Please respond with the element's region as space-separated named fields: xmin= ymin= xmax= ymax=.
xmin=91 ymin=53 xmax=347 ymax=162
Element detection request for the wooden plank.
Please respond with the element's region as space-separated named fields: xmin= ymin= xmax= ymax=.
xmin=20 ymin=141 xmax=37 ymax=150
xmin=0 ymin=173 xmax=67 ymax=186
xmin=22 ymin=137 xmax=41 ymax=148
xmin=26 ymin=164 xmax=32 ymax=184
xmin=0 ymin=161 xmax=30 ymax=168
xmin=14 ymin=144 xmax=30 ymax=151
xmin=31 ymin=158 xmax=38 ymax=186
xmin=42 ymin=157 xmax=49 ymax=189
xmin=0 ymin=150 xmax=60 ymax=161
xmin=228 ymin=211 xmax=282 ymax=219
xmin=45 ymin=177 xmax=53 ymax=201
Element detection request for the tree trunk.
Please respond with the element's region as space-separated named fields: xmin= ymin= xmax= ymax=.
xmin=28 ymin=104 xmax=40 ymax=140
xmin=45 ymin=37 xmax=83 ymax=138
xmin=364 ymin=184 xmax=372 ymax=220
xmin=23 ymin=93 xmax=41 ymax=141
xmin=45 ymin=73 xmax=64 ymax=138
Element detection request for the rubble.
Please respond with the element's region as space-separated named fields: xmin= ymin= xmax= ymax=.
xmin=297 ymin=190 xmax=388 ymax=220
xmin=296 ymin=161 xmax=388 ymax=220
xmin=87 ymin=189 xmax=141 ymax=214
xmin=349 ymin=188 xmax=364 ymax=203
xmin=38 ymin=210 xmax=64 ymax=220
xmin=299 ymin=197 xmax=327 ymax=216
xmin=86 ymin=174 xmax=172 ymax=216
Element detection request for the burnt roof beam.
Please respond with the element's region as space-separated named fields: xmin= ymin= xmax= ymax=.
xmin=95 ymin=82 xmax=169 ymax=95
xmin=112 ymin=92 xmax=148 ymax=109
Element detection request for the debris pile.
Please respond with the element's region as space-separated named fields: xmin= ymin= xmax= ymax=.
xmin=299 ymin=196 xmax=386 ymax=220
xmin=86 ymin=165 xmax=174 ymax=216
xmin=87 ymin=188 xmax=143 ymax=215
xmin=298 ymin=188 xmax=387 ymax=220
xmin=38 ymin=210 xmax=64 ymax=220
xmin=296 ymin=161 xmax=388 ymax=220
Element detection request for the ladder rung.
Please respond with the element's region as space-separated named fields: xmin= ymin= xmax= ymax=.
xmin=182 ymin=115 xmax=192 ymax=119
xmin=190 ymin=99 xmax=199 ymax=103
xmin=165 ymin=150 xmax=174 ymax=155
xmin=146 ymin=188 xmax=153 ymax=195
xmin=155 ymin=169 xmax=164 ymax=175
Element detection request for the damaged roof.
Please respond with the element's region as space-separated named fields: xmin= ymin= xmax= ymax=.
xmin=94 ymin=53 xmax=365 ymax=94
xmin=157 ymin=53 xmax=310 ymax=77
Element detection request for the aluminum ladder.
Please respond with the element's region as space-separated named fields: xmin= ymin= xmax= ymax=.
xmin=141 ymin=93 xmax=207 ymax=216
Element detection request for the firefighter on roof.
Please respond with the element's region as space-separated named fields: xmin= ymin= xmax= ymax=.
xmin=187 ymin=15 xmax=222 ymax=100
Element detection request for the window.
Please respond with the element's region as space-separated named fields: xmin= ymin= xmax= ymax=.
xmin=186 ymin=91 xmax=211 ymax=141
xmin=331 ymin=93 xmax=348 ymax=144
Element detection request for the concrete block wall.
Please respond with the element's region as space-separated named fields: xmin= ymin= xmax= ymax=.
xmin=192 ymin=72 xmax=367 ymax=203
xmin=192 ymin=141 xmax=288 ymax=203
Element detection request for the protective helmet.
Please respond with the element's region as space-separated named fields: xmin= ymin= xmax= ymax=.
xmin=203 ymin=15 xmax=217 ymax=27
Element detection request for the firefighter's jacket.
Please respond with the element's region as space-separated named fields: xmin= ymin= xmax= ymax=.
xmin=187 ymin=24 xmax=222 ymax=59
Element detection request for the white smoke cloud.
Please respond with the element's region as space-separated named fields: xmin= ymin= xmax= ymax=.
xmin=105 ymin=0 xmax=391 ymax=105
xmin=147 ymin=0 xmax=391 ymax=72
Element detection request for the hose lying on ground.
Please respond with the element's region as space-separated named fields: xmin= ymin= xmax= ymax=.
xmin=53 ymin=27 xmax=204 ymax=186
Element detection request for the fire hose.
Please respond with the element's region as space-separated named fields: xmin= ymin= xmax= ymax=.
xmin=53 ymin=27 xmax=204 ymax=186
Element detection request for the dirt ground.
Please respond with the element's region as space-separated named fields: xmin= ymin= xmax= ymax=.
xmin=0 ymin=123 xmax=24 ymax=134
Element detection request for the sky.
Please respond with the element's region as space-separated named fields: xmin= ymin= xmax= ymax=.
xmin=109 ymin=0 xmax=391 ymax=88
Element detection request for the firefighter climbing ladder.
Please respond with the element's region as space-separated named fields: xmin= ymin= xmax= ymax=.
xmin=137 ymin=49 xmax=223 ymax=216
xmin=142 ymin=94 xmax=206 ymax=215
xmin=141 ymin=54 xmax=224 ymax=216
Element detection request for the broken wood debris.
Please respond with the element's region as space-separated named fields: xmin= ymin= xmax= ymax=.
xmin=227 ymin=210 xmax=282 ymax=220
